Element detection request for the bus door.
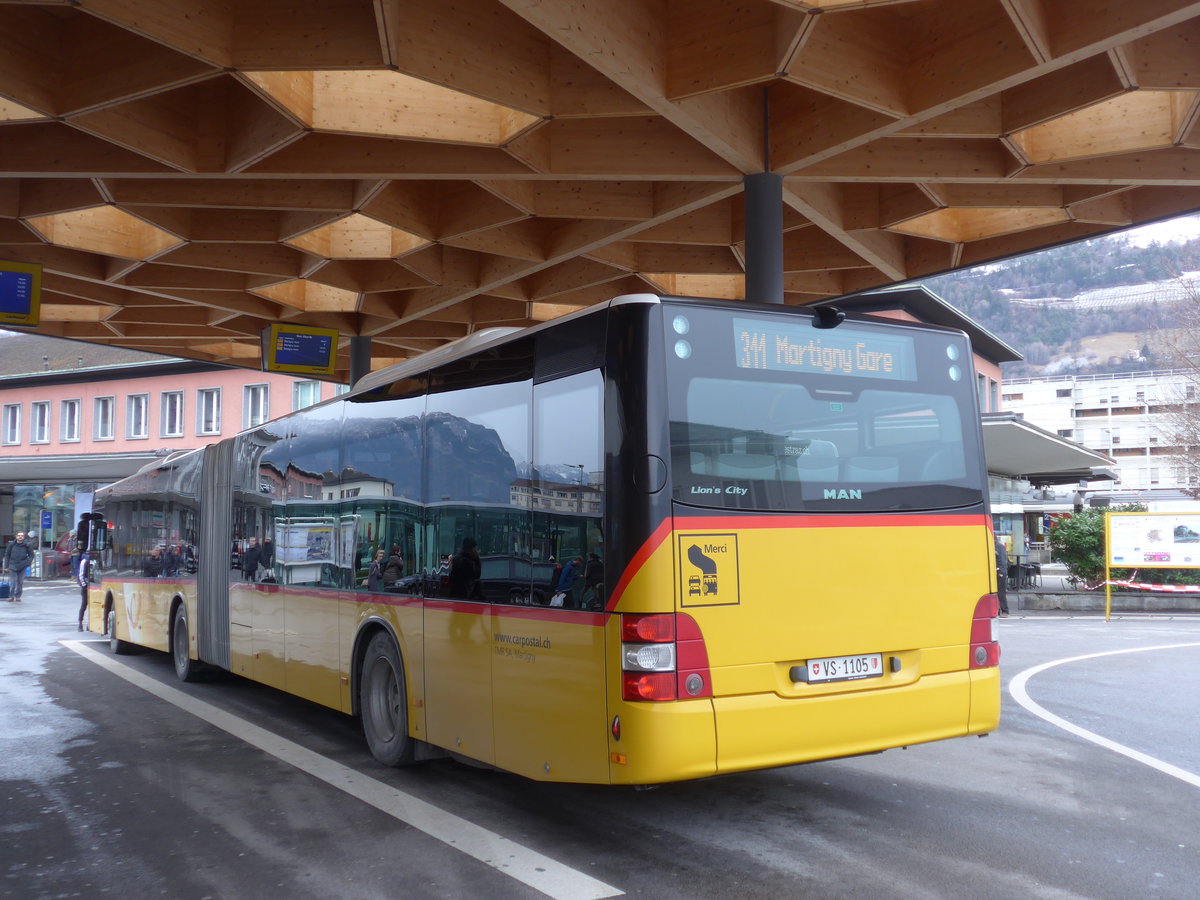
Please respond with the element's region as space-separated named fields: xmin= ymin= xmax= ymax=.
xmin=422 ymin=516 xmax=495 ymax=765
xmin=489 ymin=371 xmax=609 ymax=783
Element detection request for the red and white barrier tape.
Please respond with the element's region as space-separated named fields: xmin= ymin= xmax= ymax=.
xmin=1105 ymin=580 xmax=1200 ymax=593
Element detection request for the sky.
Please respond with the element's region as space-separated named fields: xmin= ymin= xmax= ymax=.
xmin=1124 ymin=212 xmax=1200 ymax=247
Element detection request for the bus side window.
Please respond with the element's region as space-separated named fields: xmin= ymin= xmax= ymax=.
xmin=532 ymin=370 xmax=604 ymax=611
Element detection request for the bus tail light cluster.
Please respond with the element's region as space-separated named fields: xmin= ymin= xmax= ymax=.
xmin=621 ymin=613 xmax=712 ymax=701
xmin=969 ymin=594 xmax=1001 ymax=669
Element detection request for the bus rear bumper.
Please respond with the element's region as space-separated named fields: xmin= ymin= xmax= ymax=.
xmin=712 ymin=670 xmax=986 ymax=774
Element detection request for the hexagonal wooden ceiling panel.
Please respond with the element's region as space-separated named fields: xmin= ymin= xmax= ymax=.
xmin=2 ymin=0 xmax=1200 ymax=382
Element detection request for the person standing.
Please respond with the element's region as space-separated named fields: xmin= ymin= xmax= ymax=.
xmin=367 ymin=549 xmax=386 ymax=592
xmin=447 ymin=537 xmax=481 ymax=599
xmin=381 ymin=545 xmax=404 ymax=586
xmin=77 ymin=549 xmax=92 ymax=631
xmin=3 ymin=531 xmax=34 ymax=602
xmin=995 ymin=537 xmax=1010 ymax=618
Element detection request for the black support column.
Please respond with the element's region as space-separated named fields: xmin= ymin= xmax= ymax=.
xmin=349 ymin=335 xmax=372 ymax=387
xmin=743 ymin=172 xmax=784 ymax=305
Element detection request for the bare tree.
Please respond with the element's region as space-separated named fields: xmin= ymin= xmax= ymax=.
xmin=1151 ymin=278 xmax=1200 ymax=498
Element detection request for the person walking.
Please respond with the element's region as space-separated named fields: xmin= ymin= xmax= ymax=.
xmin=242 ymin=537 xmax=263 ymax=582
xmin=3 ymin=531 xmax=34 ymax=602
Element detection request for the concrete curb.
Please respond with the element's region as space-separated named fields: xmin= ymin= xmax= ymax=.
xmin=1015 ymin=591 xmax=1200 ymax=613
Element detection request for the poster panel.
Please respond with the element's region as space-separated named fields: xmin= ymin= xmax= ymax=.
xmin=1107 ymin=512 xmax=1200 ymax=569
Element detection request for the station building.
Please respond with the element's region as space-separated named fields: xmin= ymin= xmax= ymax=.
xmin=0 ymin=332 xmax=340 ymax=576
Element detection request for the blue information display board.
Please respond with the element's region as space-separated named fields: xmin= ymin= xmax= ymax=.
xmin=0 ymin=260 xmax=42 ymax=327
xmin=260 ymin=323 xmax=339 ymax=377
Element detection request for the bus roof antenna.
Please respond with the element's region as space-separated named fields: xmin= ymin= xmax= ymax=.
xmin=812 ymin=306 xmax=844 ymax=329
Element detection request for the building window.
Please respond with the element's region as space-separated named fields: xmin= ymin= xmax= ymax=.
xmin=1056 ymin=388 xmax=1072 ymax=397
xmin=1149 ymin=468 xmax=1160 ymax=485
xmin=127 ymin=393 xmax=149 ymax=439
xmin=1003 ymin=392 xmax=1023 ymax=402
xmin=977 ymin=373 xmax=986 ymax=410
xmin=94 ymin=396 xmax=115 ymax=440
xmin=244 ymin=384 xmax=269 ymax=428
xmin=161 ymin=391 xmax=185 ymax=437
xmin=197 ymin=388 xmax=221 ymax=435
xmin=2 ymin=404 xmax=19 ymax=445
xmin=293 ymin=381 xmax=321 ymax=410
xmin=989 ymin=379 xmax=998 ymax=413
xmin=1057 ymin=429 xmax=1073 ymax=438
xmin=30 ymin=401 xmax=50 ymax=443
xmin=60 ymin=399 xmax=81 ymax=442
xmin=334 ymin=384 xmax=350 ymax=396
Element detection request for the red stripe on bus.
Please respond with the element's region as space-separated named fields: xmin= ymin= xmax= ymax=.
xmin=489 ymin=605 xmax=607 ymax=626
xmin=606 ymin=518 xmax=674 ymax=612
xmin=606 ymin=512 xmax=988 ymax=610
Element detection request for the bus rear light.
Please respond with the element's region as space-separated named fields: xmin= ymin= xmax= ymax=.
xmin=623 ymin=671 xmax=676 ymax=701
xmin=622 ymin=642 xmax=676 ymax=671
xmin=621 ymin=613 xmax=674 ymax=643
xmin=620 ymin=612 xmax=712 ymax=701
xmin=969 ymin=594 xmax=1001 ymax=669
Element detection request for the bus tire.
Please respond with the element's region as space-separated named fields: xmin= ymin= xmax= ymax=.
xmin=172 ymin=603 xmax=200 ymax=683
xmin=107 ymin=607 xmax=134 ymax=656
xmin=359 ymin=631 xmax=415 ymax=767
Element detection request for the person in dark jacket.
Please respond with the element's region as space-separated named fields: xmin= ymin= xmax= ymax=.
xmin=381 ymin=546 xmax=404 ymax=585
xmin=584 ymin=553 xmax=604 ymax=590
xmin=447 ymin=538 xmax=481 ymax=599
xmin=143 ymin=547 xmax=165 ymax=578
xmin=242 ymin=537 xmax=263 ymax=582
xmin=552 ymin=556 xmax=583 ymax=607
xmin=995 ymin=537 xmax=1010 ymax=617
xmin=3 ymin=531 xmax=34 ymax=601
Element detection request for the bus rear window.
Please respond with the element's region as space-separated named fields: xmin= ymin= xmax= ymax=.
xmin=664 ymin=305 xmax=985 ymax=512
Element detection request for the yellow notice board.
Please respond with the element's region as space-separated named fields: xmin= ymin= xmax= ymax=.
xmin=0 ymin=260 xmax=41 ymax=327
xmin=1107 ymin=511 xmax=1200 ymax=569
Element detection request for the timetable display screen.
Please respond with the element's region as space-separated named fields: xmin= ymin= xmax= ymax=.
xmin=0 ymin=261 xmax=41 ymax=327
xmin=261 ymin=324 xmax=338 ymax=376
xmin=732 ymin=316 xmax=917 ymax=381
xmin=276 ymin=331 xmax=333 ymax=367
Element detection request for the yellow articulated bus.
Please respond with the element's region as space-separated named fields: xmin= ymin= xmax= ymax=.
xmin=86 ymin=294 xmax=1000 ymax=785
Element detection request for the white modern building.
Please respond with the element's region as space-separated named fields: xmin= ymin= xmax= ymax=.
xmin=1003 ymin=369 xmax=1196 ymax=504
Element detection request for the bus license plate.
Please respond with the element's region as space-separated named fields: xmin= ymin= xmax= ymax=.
xmin=804 ymin=653 xmax=884 ymax=684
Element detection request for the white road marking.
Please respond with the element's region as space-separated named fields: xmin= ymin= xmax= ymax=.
xmin=1009 ymin=642 xmax=1200 ymax=791
xmin=62 ymin=640 xmax=623 ymax=900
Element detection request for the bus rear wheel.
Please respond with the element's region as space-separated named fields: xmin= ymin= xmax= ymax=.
xmin=172 ymin=604 xmax=200 ymax=682
xmin=360 ymin=632 xmax=415 ymax=767
xmin=107 ymin=607 xmax=134 ymax=655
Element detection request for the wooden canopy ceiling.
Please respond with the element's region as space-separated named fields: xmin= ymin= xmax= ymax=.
xmin=2 ymin=0 xmax=1200 ymax=382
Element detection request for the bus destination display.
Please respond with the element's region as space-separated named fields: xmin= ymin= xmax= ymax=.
xmin=732 ymin=317 xmax=916 ymax=381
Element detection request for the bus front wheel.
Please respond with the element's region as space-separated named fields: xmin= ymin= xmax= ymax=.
xmin=172 ymin=604 xmax=200 ymax=682
xmin=359 ymin=632 xmax=415 ymax=767
xmin=107 ymin=607 xmax=134 ymax=656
